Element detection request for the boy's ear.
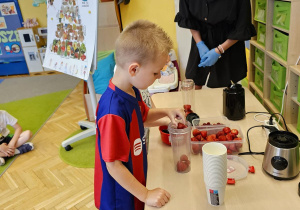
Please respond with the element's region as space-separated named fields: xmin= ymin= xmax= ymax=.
xmin=128 ymin=63 xmax=140 ymax=76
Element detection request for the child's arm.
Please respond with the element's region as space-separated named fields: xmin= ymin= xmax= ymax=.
xmin=8 ymin=123 xmax=22 ymax=150
xmin=106 ymin=160 xmax=171 ymax=208
xmin=146 ymin=117 xmax=170 ymax=127
xmin=144 ymin=108 xmax=185 ymax=128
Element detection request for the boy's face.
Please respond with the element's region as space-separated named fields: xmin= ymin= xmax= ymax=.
xmin=132 ymin=54 xmax=169 ymax=90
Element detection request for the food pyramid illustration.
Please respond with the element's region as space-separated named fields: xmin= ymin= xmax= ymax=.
xmin=50 ymin=0 xmax=86 ymax=61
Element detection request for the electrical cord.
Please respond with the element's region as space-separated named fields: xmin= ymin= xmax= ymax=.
xmin=253 ymin=113 xmax=271 ymax=123
xmin=278 ymin=81 xmax=288 ymax=124
xmin=238 ymin=125 xmax=266 ymax=156
xmin=239 ymin=111 xmax=291 ymax=155
xmin=246 ymin=111 xmax=289 ymax=132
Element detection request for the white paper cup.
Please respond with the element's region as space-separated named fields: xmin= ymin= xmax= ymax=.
xmin=202 ymin=142 xmax=227 ymax=187
xmin=205 ymin=184 xmax=226 ymax=206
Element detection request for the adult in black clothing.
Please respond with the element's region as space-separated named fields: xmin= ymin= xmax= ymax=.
xmin=175 ymin=0 xmax=256 ymax=89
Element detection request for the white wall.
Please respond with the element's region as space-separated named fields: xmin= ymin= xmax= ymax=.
xmin=174 ymin=0 xmax=192 ymax=81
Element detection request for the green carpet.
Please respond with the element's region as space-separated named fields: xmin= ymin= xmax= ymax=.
xmin=0 ymin=89 xmax=73 ymax=176
xmin=59 ymin=130 xmax=95 ymax=168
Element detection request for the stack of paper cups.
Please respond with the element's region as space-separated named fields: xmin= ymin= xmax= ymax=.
xmin=202 ymin=142 xmax=227 ymax=206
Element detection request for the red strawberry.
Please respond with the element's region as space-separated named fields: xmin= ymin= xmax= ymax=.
xmin=228 ymin=143 xmax=237 ymax=152
xmin=185 ymin=110 xmax=193 ymax=117
xmin=195 ymin=134 xmax=202 ymax=141
xmin=207 ymin=134 xmax=216 ymax=141
xmin=235 ymin=143 xmax=243 ymax=150
xmin=177 ymin=123 xmax=187 ymax=129
xmin=183 ymin=104 xmax=191 ymax=111
xmin=177 ymin=161 xmax=188 ymax=172
xmin=216 ymin=131 xmax=225 ymax=138
xmin=191 ymin=137 xmax=199 ymax=142
xmin=227 ymin=149 xmax=233 ymax=154
xmin=200 ymin=130 xmax=207 ymax=138
xmin=226 ymin=133 xmax=234 ymax=140
xmin=180 ymin=154 xmax=189 ymax=162
xmin=231 ymin=129 xmax=239 ymax=136
xmin=192 ymin=129 xmax=201 ymax=137
xmin=218 ymin=135 xmax=227 ymax=141
xmin=223 ymin=127 xmax=231 ymax=134
xmin=192 ymin=144 xmax=201 ymax=154
xmin=234 ymin=137 xmax=242 ymax=140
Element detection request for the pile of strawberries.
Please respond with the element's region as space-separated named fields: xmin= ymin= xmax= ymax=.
xmin=176 ymin=154 xmax=190 ymax=172
xmin=191 ymin=123 xmax=242 ymax=154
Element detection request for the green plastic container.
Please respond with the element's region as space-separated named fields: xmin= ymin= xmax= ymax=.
xmin=257 ymin=23 xmax=266 ymax=46
xmin=255 ymin=92 xmax=263 ymax=104
xmin=273 ymin=1 xmax=291 ymax=31
xmin=273 ymin=29 xmax=289 ymax=61
xmin=255 ymin=68 xmax=264 ymax=91
xmin=270 ymin=81 xmax=284 ymax=111
xmin=271 ymin=60 xmax=286 ymax=89
xmin=255 ymin=48 xmax=264 ymax=69
xmin=297 ymin=107 xmax=300 ymax=133
xmin=254 ymin=0 xmax=267 ymax=23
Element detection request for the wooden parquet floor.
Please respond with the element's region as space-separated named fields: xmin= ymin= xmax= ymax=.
xmin=0 ymin=80 xmax=97 ymax=210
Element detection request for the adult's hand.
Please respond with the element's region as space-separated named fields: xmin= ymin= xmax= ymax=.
xmin=198 ymin=48 xmax=220 ymax=68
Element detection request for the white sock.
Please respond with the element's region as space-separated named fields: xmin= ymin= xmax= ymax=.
xmin=14 ymin=149 xmax=20 ymax=155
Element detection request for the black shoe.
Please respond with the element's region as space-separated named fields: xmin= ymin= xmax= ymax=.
xmin=17 ymin=142 xmax=34 ymax=154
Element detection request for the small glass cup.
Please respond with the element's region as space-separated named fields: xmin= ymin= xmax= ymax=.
xmin=168 ymin=122 xmax=192 ymax=173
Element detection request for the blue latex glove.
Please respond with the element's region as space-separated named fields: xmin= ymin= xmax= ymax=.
xmin=196 ymin=41 xmax=209 ymax=59
xmin=198 ymin=48 xmax=220 ymax=68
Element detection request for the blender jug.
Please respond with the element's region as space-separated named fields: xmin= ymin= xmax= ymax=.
xmin=223 ymin=84 xmax=245 ymax=120
xmin=181 ymin=79 xmax=199 ymax=123
xmin=168 ymin=122 xmax=192 ymax=173
xmin=181 ymin=79 xmax=195 ymax=112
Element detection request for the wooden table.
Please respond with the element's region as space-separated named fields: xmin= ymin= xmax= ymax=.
xmin=145 ymin=88 xmax=300 ymax=210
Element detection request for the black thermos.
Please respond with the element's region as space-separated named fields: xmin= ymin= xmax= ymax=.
xmin=223 ymin=84 xmax=245 ymax=120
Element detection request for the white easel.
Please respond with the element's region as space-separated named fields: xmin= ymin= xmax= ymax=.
xmin=61 ymin=1 xmax=99 ymax=151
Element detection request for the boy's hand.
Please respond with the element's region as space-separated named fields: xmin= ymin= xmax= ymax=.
xmin=167 ymin=108 xmax=186 ymax=127
xmin=145 ymin=188 xmax=171 ymax=208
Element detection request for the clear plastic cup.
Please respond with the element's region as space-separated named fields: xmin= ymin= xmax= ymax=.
xmin=168 ymin=122 xmax=192 ymax=173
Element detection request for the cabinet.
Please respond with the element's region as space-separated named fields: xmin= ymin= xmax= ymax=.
xmin=249 ymin=0 xmax=300 ymax=137
xmin=17 ymin=27 xmax=46 ymax=73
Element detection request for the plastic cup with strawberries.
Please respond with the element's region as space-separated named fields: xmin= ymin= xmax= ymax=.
xmin=168 ymin=122 xmax=192 ymax=173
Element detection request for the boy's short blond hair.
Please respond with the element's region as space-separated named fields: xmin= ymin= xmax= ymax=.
xmin=115 ymin=20 xmax=173 ymax=68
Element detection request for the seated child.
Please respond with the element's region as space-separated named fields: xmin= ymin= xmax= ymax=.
xmin=0 ymin=110 xmax=34 ymax=166
xmin=94 ymin=20 xmax=185 ymax=209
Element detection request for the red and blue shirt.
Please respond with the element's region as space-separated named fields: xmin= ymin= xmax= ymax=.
xmin=94 ymin=81 xmax=149 ymax=210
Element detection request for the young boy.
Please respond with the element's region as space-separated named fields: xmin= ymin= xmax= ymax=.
xmin=94 ymin=20 xmax=185 ymax=210
xmin=0 ymin=110 xmax=34 ymax=166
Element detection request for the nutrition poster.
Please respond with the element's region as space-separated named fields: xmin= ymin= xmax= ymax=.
xmin=43 ymin=0 xmax=97 ymax=80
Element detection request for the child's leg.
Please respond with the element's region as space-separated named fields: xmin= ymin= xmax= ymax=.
xmin=14 ymin=130 xmax=32 ymax=148
xmin=13 ymin=131 xmax=34 ymax=155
